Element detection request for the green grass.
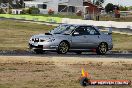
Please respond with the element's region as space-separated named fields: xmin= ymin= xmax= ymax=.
xmin=0 ymin=68 xmax=5 ymax=72
xmin=0 ymin=85 xmax=9 ymax=88
xmin=0 ymin=19 xmax=132 ymax=51
xmin=8 ymin=68 xmax=18 ymax=71
xmin=31 ymin=14 xmax=83 ymax=19
xmin=112 ymin=33 xmax=132 ymax=50
xmin=0 ymin=14 xmax=82 ymax=23
xmin=0 ymin=14 xmax=62 ymax=23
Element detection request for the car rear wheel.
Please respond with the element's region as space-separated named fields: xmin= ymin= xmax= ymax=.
xmin=57 ymin=41 xmax=69 ymax=54
xmin=34 ymin=49 xmax=44 ymax=54
xmin=96 ymin=43 xmax=108 ymax=55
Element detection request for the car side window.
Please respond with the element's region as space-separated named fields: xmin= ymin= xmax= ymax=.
xmin=86 ymin=26 xmax=99 ymax=35
xmin=75 ymin=26 xmax=87 ymax=35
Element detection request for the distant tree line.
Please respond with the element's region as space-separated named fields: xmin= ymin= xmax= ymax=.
xmin=0 ymin=0 xmax=12 ymax=3
xmin=119 ymin=6 xmax=128 ymax=11
xmin=128 ymin=6 xmax=132 ymax=10
xmin=105 ymin=3 xmax=130 ymax=13
xmin=93 ymin=0 xmax=104 ymax=6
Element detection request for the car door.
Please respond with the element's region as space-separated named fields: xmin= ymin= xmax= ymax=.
xmin=84 ymin=26 xmax=101 ymax=49
xmin=71 ymin=26 xmax=88 ymax=49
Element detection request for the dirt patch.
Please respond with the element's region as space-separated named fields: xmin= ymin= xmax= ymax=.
xmin=0 ymin=56 xmax=131 ymax=88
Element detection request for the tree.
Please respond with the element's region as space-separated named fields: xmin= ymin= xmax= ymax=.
xmin=0 ymin=0 xmax=24 ymax=8
xmin=93 ymin=0 xmax=104 ymax=6
xmin=15 ymin=0 xmax=24 ymax=8
xmin=0 ymin=0 xmax=12 ymax=4
xmin=128 ymin=6 xmax=132 ymax=10
xmin=119 ymin=6 xmax=128 ymax=11
xmin=105 ymin=3 xmax=114 ymax=13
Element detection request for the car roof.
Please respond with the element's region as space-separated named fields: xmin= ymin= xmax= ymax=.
xmin=61 ymin=24 xmax=99 ymax=31
xmin=61 ymin=24 xmax=94 ymax=27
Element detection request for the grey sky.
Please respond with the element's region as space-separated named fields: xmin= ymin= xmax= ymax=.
xmin=103 ymin=0 xmax=132 ymax=6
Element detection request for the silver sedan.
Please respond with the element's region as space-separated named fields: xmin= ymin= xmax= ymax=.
xmin=29 ymin=24 xmax=113 ymax=55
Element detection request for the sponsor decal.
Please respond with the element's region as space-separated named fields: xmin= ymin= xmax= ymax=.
xmin=80 ymin=68 xmax=131 ymax=87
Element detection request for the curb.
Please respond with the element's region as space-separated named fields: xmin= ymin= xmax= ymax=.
xmin=110 ymin=50 xmax=132 ymax=54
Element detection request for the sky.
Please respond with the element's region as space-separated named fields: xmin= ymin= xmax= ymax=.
xmin=103 ymin=0 xmax=132 ymax=7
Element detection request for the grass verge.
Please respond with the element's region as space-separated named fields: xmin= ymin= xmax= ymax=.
xmin=0 ymin=20 xmax=54 ymax=50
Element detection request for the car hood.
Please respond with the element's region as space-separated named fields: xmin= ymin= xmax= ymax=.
xmin=32 ymin=34 xmax=70 ymax=40
xmin=32 ymin=34 xmax=53 ymax=40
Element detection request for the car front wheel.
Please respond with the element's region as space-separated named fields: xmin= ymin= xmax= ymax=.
xmin=57 ymin=41 xmax=69 ymax=54
xmin=96 ymin=43 xmax=108 ymax=55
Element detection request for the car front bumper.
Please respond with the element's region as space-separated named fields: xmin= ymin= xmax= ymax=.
xmin=29 ymin=43 xmax=58 ymax=51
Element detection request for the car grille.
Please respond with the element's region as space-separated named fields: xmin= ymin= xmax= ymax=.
xmin=34 ymin=38 xmax=39 ymax=42
xmin=29 ymin=44 xmax=43 ymax=49
xmin=32 ymin=38 xmax=45 ymax=42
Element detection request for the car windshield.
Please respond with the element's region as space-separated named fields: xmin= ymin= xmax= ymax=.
xmin=49 ymin=25 xmax=76 ymax=35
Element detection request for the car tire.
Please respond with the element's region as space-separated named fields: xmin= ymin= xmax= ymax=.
xmin=96 ymin=42 xmax=108 ymax=55
xmin=57 ymin=41 xmax=69 ymax=54
xmin=34 ymin=49 xmax=44 ymax=54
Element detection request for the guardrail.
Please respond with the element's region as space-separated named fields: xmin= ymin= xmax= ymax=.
xmin=0 ymin=14 xmax=132 ymax=29
xmin=62 ymin=18 xmax=132 ymax=29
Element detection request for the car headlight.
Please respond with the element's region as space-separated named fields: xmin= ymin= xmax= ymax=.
xmin=30 ymin=38 xmax=33 ymax=41
xmin=47 ymin=39 xmax=55 ymax=42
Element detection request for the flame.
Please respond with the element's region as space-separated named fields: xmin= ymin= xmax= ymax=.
xmin=81 ymin=68 xmax=90 ymax=78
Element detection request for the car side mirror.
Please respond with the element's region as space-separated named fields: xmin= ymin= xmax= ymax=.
xmin=73 ymin=32 xmax=79 ymax=36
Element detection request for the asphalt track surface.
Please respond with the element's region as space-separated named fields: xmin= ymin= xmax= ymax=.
xmin=0 ymin=51 xmax=132 ymax=59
